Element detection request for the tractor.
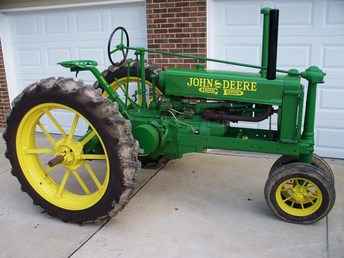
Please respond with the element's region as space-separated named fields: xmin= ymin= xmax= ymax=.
xmin=4 ymin=8 xmax=335 ymax=224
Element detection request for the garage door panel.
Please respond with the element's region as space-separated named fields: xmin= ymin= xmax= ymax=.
xmin=11 ymin=14 xmax=41 ymax=35
xmin=78 ymin=48 xmax=106 ymax=65
xmin=212 ymin=0 xmax=263 ymax=37
xmin=317 ymin=128 xmax=344 ymax=149
xmin=224 ymin=2 xmax=261 ymax=26
xmin=8 ymin=2 xmax=146 ymax=133
xmin=277 ymin=45 xmax=311 ymax=67
xmin=109 ymin=3 xmax=146 ymax=36
xmin=323 ymin=46 xmax=344 ymax=68
xmin=321 ymin=68 xmax=344 ymax=89
xmin=317 ymin=147 xmax=344 ymax=159
xmin=275 ymin=1 xmax=313 ymax=26
xmin=226 ymin=45 xmax=260 ymax=65
xmin=319 ymin=89 xmax=344 ymax=110
xmin=326 ymin=1 xmax=344 ymax=25
xmin=75 ymin=9 xmax=105 ymax=33
xmin=16 ymin=49 xmax=42 ymax=67
xmin=47 ymin=48 xmax=73 ymax=66
xmin=44 ymin=12 xmax=71 ymax=34
xmin=211 ymin=0 xmax=344 ymax=158
xmin=317 ymin=110 xmax=344 ymax=129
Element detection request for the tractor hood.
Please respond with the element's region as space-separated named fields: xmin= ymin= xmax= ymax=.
xmin=159 ymin=68 xmax=301 ymax=106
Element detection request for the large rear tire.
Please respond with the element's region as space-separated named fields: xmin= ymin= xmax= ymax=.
xmin=4 ymin=78 xmax=140 ymax=223
xmin=96 ymin=61 xmax=165 ymax=167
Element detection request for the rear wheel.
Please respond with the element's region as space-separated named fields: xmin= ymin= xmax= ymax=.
xmin=4 ymin=78 xmax=139 ymax=223
xmin=96 ymin=61 xmax=165 ymax=167
xmin=264 ymin=162 xmax=335 ymax=224
xmin=95 ymin=60 xmax=162 ymax=107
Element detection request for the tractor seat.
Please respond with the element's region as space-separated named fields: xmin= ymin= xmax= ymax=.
xmin=58 ymin=60 xmax=98 ymax=70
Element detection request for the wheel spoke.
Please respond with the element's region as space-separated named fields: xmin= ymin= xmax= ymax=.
xmin=57 ymin=170 xmax=71 ymax=197
xmin=110 ymin=48 xmax=120 ymax=54
xmin=45 ymin=110 xmax=66 ymax=135
xmin=25 ymin=148 xmax=53 ymax=154
xmin=81 ymin=154 xmax=106 ymax=160
xmin=302 ymin=180 xmax=309 ymax=187
xmin=67 ymin=113 xmax=80 ymax=141
xmin=283 ymin=196 xmax=292 ymax=203
xmin=306 ymin=182 xmax=316 ymax=190
xmin=83 ymin=161 xmax=102 ymax=190
xmin=37 ymin=121 xmax=56 ymax=146
xmin=296 ymin=179 xmax=302 ymax=186
xmin=71 ymin=170 xmax=91 ymax=194
xmin=45 ymin=166 xmax=55 ymax=174
xmin=79 ymin=131 xmax=96 ymax=146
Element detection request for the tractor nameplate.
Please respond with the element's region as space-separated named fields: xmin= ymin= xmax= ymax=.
xmin=186 ymin=77 xmax=257 ymax=96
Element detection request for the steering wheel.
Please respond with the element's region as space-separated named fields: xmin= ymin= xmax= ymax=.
xmin=107 ymin=26 xmax=129 ymax=66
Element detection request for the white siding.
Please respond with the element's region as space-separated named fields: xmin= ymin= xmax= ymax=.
xmin=4 ymin=2 xmax=146 ymax=133
xmin=209 ymin=0 xmax=344 ymax=158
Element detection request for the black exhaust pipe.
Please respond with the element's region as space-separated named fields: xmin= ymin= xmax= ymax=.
xmin=267 ymin=9 xmax=279 ymax=80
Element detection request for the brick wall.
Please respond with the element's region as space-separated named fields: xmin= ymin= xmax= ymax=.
xmin=0 ymin=40 xmax=10 ymax=127
xmin=146 ymin=0 xmax=207 ymax=68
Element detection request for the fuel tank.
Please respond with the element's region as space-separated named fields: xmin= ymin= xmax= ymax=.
xmin=158 ymin=68 xmax=301 ymax=106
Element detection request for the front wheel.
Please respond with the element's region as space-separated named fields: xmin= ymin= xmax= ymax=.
xmin=4 ymin=78 xmax=140 ymax=223
xmin=264 ymin=162 xmax=335 ymax=224
xmin=269 ymin=154 xmax=335 ymax=186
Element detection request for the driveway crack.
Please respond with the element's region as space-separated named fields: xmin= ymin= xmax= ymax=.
xmin=68 ymin=165 xmax=166 ymax=257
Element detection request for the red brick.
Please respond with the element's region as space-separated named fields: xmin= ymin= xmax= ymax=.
xmin=0 ymin=39 xmax=10 ymax=127
xmin=147 ymin=0 xmax=206 ymax=68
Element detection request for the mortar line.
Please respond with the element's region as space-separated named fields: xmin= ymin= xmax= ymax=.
xmin=68 ymin=164 xmax=166 ymax=258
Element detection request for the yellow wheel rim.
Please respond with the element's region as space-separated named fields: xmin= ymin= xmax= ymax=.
xmin=16 ymin=103 xmax=110 ymax=211
xmin=275 ymin=177 xmax=323 ymax=217
xmin=106 ymin=76 xmax=161 ymax=106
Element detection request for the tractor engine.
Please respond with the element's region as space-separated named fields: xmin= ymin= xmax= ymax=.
xmin=158 ymin=69 xmax=277 ymax=125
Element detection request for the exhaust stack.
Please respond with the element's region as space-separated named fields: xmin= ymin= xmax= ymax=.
xmin=261 ymin=8 xmax=279 ymax=80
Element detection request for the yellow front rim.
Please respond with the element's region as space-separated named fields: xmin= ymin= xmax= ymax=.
xmin=107 ymin=76 xmax=161 ymax=106
xmin=276 ymin=177 xmax=323 ymax=217
xmin=16 ymin=103 xmax=110 ymax=211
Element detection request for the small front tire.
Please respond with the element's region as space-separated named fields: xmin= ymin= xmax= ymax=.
xmin=264 ymin=162 xmax=335 ymax=224
xmin=269 ymin=154 xmax=335 ymax=186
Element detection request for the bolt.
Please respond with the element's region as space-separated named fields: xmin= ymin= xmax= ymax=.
xmin=47 ymin=155 xmax=65 ymax=167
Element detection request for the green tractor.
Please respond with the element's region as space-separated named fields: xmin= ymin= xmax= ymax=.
xmin=4 ymin=8 xmax=335 ymax=224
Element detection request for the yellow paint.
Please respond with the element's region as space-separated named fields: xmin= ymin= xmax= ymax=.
xmin=275 ymin=177 xmax=323 ymax=217
xmin=107 ymin=76 xmax=161 ymax=106
xmin=16 ymin=103 xmax=110 ymax=210
xmin=186 ymin=77 xmax=257 ymax=96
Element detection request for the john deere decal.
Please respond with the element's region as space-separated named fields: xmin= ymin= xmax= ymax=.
xmin=186 ymin=77 xmax=257 ymax=96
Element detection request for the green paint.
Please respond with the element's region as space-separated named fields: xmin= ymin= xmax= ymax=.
xmin=58 ymin=8 xmax=326 ymax=165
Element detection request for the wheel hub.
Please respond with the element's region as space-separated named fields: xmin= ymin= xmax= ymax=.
xmin=291 ymin=185 xmax=307 ymax=202
xmin=54 ymin=138 xmax=83 ymax=170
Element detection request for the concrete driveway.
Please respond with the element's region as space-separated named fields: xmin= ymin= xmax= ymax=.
xmin=0 ymin=136 xmax=343 ymax=258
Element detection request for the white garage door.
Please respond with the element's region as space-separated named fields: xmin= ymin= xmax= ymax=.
xmin=4 ymin=2 xmax=146 ymax=134
xmin=209 ymin=0 xmax=344 ymax=158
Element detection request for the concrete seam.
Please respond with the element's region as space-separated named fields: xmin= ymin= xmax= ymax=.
xmin=326 ymin=216 xmax=330 ymax=258
xmin=68 ymin=164 xmax=166 ymax=258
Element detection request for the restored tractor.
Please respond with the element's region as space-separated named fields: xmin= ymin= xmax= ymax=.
xmin=4 ymin=8 xmax=335 ymax=224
